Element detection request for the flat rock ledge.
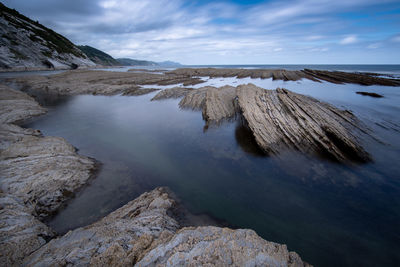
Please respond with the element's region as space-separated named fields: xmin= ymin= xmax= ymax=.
xmin=24 ymin=187 xmax=311 ymax=267
xmin=0 ymin=84 xmax=97 ymax=266
xmin=167 ymin=68 xmax=400 ymax=86
xmin=12 ymin=70 xmax=205 ymax=96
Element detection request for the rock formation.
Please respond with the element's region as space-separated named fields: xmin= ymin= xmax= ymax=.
xmin=151 ymin=87 xmax=194 ymax=101
xmin=0 ymin=192 xmax=54 ymax=266
xmin=0 ymin=135 xmax=97 ymax=218
xmin=0 ymin=85 xmax=46 ymax=124
xmin=356 ymin=91 xmax=383 ymax=98
xmin=236 ymin=84 xmax=370 ymax=163
xmin=167 ymin=68 xmax=400 ymax=86
xmin=137 ymin=226 xmax=310 ymax=267
xmin=23 ymin=187 xmax=180 ymax=266
xmin=178 ymin=85 xmax=237 ymax=126
xmin=122 ymin=87 xmax=159 ymax=96
xmin=12 ymin=70 xmax=205 ymax=96
xmin=152 ymin=83 xmax=371 ymax=163
xmin=0 ymin=3 xmax=95 ymax=71
xmin=0 ymin=84 xmax=96 ymax=265
xmin=24 ymin=187 xmax=310 ymax=267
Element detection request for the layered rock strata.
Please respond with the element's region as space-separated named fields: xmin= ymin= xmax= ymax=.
xmin=122 ymin=87 xmax=159 ymax=96
xmin=0 ymin=84 xmax=96 ymax=265
xmin=153 ymin=83 xmax=370 ymax=163
xmin=167 ymin=68 xmax=400 ymax=86
xmin=137 ymin=226 xmax=310 ymax=267
xmin=236 ymin=84 xmax=370 ymax=162
xmin=12 ymin=70 xmax=204 ymax=96
xmin=151 ymin=87 xmax=194 ymax=101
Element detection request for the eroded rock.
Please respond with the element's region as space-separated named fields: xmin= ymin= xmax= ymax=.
xmin=137 ymin=226 xmax=311 ymax=267
xmin=0 ymin=193 xmax=54 ymax=266
xmin=23 ymin=187 xmax=179 ymax=267
xmin=0 ymin=136 xmax=97 ymax=218
xmin=167 ymin=68 xmax=400 ymax=86
xmin=23 ymin=187 xmax=311 ymax=267
xmin=0 ymin=84 xmax=46 ymax=124
xmin=236 ymin=84 xmax=370 ymax=163
xmin=178 ymin=85 xmax=237 ymax=126
xmin=12 ymin=70 xmax=205 ymax=96
xmin=122 ymin=87 xmax=160 ymax=96
xmin=151 ymin=87 xmax=194 ymax=101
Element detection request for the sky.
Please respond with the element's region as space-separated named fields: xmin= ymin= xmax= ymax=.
xmin=3 ymin=0 xmax=400 ymax=64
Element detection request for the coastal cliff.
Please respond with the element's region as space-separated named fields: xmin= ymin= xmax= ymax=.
xmin=0 ymin=3 xmax=95 ymax=71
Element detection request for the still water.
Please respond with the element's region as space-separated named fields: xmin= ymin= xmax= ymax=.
xmin=23 ymin=76 xmax=400 ymax=267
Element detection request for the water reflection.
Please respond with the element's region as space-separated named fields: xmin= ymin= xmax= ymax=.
xmin=21 ymin=78 xmax=400 ymax=267
xmin=234 ymin=122 xmax=265 ymax=157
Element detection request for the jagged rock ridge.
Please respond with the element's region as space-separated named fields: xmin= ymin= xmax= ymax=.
xmin=154 ymin=84 xmax=371 ymax=163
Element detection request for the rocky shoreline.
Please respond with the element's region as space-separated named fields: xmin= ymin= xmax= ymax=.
xmin=2 ymin=67 xmax=395 ymax=265
xmin=0 ymin=81 xmax=312 ymax=265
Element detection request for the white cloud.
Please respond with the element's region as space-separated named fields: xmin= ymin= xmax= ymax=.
xmin=340 ymin=35 xmax=358 ymax=45
xmin=3 ymin=0 xmax=400 ymax=64
xmin=392 ymin=35 xmax=400 ymax=42
xmin=367 ymin=43 xmax=381 ymax=49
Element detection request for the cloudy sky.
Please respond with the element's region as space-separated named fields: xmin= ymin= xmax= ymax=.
xmin=3 ymin=0 xmax=400 ymax=64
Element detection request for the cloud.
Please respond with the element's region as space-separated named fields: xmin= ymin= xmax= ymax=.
xmin=340 ymin=35 xmax=358 ymax=45
xmin=392 ymin=35 xmax=400 ymax=42
xmin=2 ymin=0 xmax=400 ymax=64
xmin=367 ymin=43 xmax=381 ymax=49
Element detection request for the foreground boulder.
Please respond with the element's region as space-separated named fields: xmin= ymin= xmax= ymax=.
xmin=24 ymin=188 xmax=310 ymax=267
xmin=137 ymin=226 xmax=310 ymax=267
xmin=23 ymin=188 xmax=180 ymax=266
